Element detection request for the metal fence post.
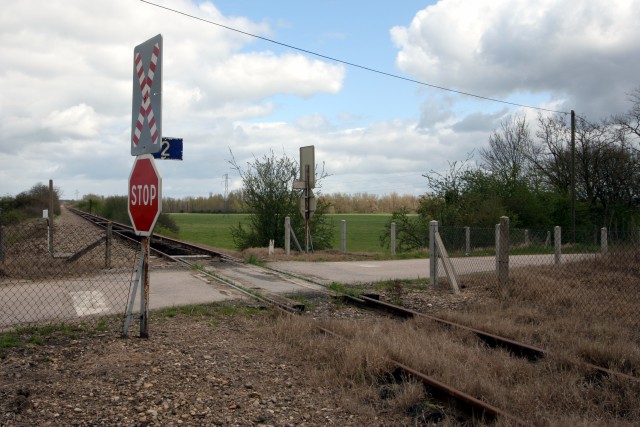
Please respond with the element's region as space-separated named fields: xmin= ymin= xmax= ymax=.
xmin=284 ymin=216 xmax=290 ymax=255
xmin=390 ymin=222 xmax=396 ymax=256
xmin=465 ymin=226 xmax=470 ymax=256
xmin=498 ymin=216 xmax=510 ymax=300
xmin=429 ymin=220 xmax=438 ymax=288
xmin=554 ymin=226 xmax=562 ymax=264
xmin=600 ymin=227 xmax=607 ymax=254
xmin=341 ymin=220 xmax=347 ymax=253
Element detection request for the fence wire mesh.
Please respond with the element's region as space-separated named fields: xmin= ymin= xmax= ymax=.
xmin=0 ymin=214 xmax=138 ymax=331
xmin=438 ymin=225 xmax=640 ymax=334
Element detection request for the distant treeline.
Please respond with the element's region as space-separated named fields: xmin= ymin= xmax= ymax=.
xmin=160 ymin=191 xmax=419 ymax=214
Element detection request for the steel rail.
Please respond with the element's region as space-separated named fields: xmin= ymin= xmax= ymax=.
xmin=68 ymin=207 xmax=301 ymax=313
xmin=318 ymin=325 xmax=529 ymax=426
xmin=356 ymin=296 xmax=640 ymax=382
xmin=67 ymin=207 xmax=241 ymax=262
xmin=264 ymin=263 xmax=640 ymax=383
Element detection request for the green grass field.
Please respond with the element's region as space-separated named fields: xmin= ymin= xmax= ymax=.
xmin=169 ymin=213 xmax=392 ymax=252
xmin=328 ymin=214 xmax=391 ymax=252
xmin=169 ymin=213 xmax=249 ymax=250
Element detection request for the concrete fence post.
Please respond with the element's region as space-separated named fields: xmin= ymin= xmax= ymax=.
xmin=495 ymin=223 xmax=500 ymax=272
xmin=105 ymin=222 xmax=112 ymax=269
xmin=390 ymin=222 xmax=396 ymax=256
xmin=341 ymin=220 xmax=347 ymax=253
xmin=601 ymin=227 xmax=608 ymax=254
xmin=429 ymin=220 xmax=438 ymax=288
xmin=554 ymin=226 xmax=562 ymax=264
xmin=465 ymin=226 xmax=470 ymax=256
xmin=498 ymin=216 xmax=510 ymax=300
xmin=284 ymin=216 xmax=291 ymax=255
xmin=48 ymin=179 xmax=54 ymax=254
xmin=0 ymin=208 xmax=4 ymax=262
xmin=545 ymin=231 xmax=551 ymax=247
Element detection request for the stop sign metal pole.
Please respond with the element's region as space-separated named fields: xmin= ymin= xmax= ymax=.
xmin=140 ymin=236 xmax=150 ymax=338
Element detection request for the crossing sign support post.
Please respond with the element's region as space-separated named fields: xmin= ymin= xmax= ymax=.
xmin=299 ymin=146 xmax=315 ymax=253
xmin=125 ymin=33 xmax=163 ymax=338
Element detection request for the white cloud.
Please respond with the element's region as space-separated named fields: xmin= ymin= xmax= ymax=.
xmin=43 ymin=104 xmax=101 ymax=139
xmin=204 ymin=52 xmax=344 ymax=101
xmin=391 ymin=0 xmax=640 ymax=118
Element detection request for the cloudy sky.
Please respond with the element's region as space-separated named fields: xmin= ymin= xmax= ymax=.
xmin=1 ymin=0 xmax=639 ymax=200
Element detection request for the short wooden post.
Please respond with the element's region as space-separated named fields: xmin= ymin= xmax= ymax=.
xmin=390 ymin=222 xmax=396 ymax=256
xmin=554 ymin=226 xmax=562 ymax=264
xmin=498 ymin=216 xmax=510 ymax=300
xmin=340 ymin=220 xmax=347 ymax=253
xmin=429 ymin=220 xmax=438 ymax=288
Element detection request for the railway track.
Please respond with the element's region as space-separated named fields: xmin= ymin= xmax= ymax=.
xmin=68 ymin=207 xmax=638 ymax=425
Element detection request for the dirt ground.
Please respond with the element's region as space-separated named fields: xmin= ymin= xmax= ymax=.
xmin=0 ymin=305 xmax=422 ymax=427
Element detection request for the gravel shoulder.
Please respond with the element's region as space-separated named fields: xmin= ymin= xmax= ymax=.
xmin=1 ymin=306 xmax=411 ymax=426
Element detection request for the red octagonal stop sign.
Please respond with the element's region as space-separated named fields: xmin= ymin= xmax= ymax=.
xmin=128 ymin=154 xmax=162 ymax=236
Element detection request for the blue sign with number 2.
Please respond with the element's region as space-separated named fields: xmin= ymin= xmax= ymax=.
xmin=153 ymin=137 xmax=183 ymax=160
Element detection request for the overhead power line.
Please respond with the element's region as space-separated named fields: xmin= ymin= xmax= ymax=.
xmin=140 ymin=0 xmax=570 ymax=115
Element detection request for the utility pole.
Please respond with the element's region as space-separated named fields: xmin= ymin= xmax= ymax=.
xmin=571 ymin=110 xmax=576 ymax=244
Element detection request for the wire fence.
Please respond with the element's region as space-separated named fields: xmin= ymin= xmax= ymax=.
xmin=0 ymin=215 xmax=139 ymax=331
xmin=437 ymin=223 xmax=640 ymax=335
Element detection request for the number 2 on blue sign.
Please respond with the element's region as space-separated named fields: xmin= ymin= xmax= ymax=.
xmin=160 ymin=139 xmax=170 ymax=159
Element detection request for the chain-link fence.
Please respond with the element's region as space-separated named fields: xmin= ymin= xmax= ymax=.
xmin=437 ymin=222 xmax=640 ymax=334
xmin=0 ymin=213 xmax=138 ymax=331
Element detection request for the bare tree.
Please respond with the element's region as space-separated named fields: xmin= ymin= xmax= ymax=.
xmin=614 ymin=87 xmax=640 ymax=153
xmin=533 ymin=112 xmax=640 ymax=228
xmin=479 ymin=114 xmax=536 ymax=185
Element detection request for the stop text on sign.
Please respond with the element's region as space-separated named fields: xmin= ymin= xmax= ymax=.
xmin=130 ymin=184 xmax=158 ymax=206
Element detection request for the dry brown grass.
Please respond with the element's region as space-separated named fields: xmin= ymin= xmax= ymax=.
xmin=442 ymin=252 xmax=640 ymax=378
xmin=266 ymin=251 xmax=640 ymax=425
xmin=268 ymin=314 xmax=640 ymax=425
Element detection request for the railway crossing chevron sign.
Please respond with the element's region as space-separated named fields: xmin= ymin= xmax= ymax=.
xmin=131 ymin=34 xmax=163 ymax=156
xmin=128 ymin=154 xmax=162 ymax=236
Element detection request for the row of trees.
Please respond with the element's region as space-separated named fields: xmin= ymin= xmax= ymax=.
xmin=322 ymin=192 xmax=419 ymax=214
xmin=160 ymin=191 xmax=419 ymax=214
xmin=385 ymin=88 xmax=640 ymax=250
